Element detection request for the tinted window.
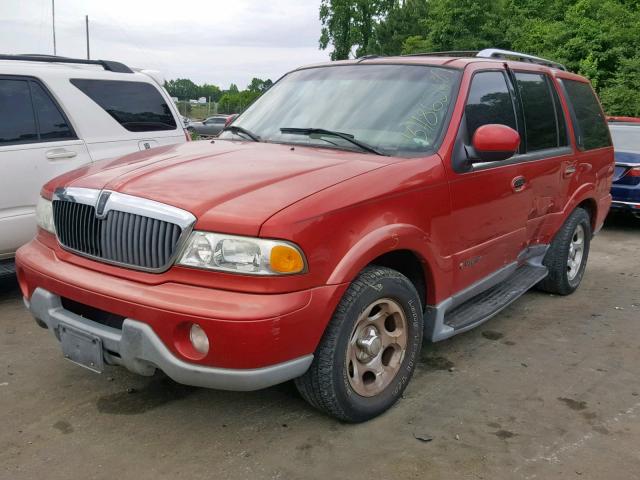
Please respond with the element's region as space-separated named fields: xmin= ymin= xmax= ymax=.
xmin=550 ymin=82 xmax=568 ymax=147
xmin=71 ymin=79 xmax=176 ymax=132
xmin=561 ymin=79 xmax=611 ymax=150
xmin=465 ymin=71 xmax=517 ymax=142
xmin=31 ymin=82 xmax=74 ymax=141
xmin=0 ymin=79 xmax=37 ymax=145
xmin=205 ymin=117 xmax=225 ymax=124
xmin=515 ymin=73 xmax=557 ymax=151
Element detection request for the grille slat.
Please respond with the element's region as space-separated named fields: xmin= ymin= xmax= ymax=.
xmin=52 ymin=200 xmax=183 ymax=271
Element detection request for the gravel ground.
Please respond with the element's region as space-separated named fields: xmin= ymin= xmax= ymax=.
xmin=0 ymin=214 xmax=638 ymax=480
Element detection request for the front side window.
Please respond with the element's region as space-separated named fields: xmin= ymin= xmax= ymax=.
xmin=465 ymin=71 xmax=517 ymax=142
xmin=71 ymin=79 xmax=177 ymax=132
xmin=220 ymin=65 xmax=460 ymax=157
xmin=0 ymin=79 xmax=37 ymax=145
xmin=515 ymin=72 xmax=558 ymax=151
xmin=561 ymin=79 xmax=611 ymax=150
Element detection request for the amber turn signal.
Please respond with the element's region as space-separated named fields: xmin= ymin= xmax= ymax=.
xmin=270 ymin=245 xmax=305 ymax=274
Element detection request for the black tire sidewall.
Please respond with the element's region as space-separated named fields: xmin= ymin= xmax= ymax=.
xmin=330 ymin=272 xmax=423 ymax=421
xmin=553 ymin=209 xmax=592 ymax=293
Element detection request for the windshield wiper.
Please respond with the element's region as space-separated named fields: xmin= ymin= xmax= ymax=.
xmin=223 ymin=125 xmax=261 ymax=142
xmin=280 ymin=127 xmax=387 ymax=156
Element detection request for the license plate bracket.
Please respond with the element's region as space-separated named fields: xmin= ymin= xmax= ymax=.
xmin=59 ymin=323 xmax=104 ymax=374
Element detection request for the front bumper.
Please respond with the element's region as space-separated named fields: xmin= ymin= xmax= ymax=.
xmin=26 ymin=288 xmax=312 ymax=391
xmin=16 ymin=238 xmax=348 ymax=388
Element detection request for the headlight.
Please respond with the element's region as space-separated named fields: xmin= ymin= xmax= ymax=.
xmin=36 ymin=197 xmax=56 ymax=234
xmin=177 ymin=231 xmax=306 ymax=275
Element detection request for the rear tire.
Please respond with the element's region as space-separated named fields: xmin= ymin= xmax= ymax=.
xmin=538 ymin=207 xmax=591 ymax=295
xmin=295 ymin=266 xmax=423 ymax=422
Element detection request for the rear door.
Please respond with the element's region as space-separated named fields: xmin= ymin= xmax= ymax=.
xmin=0 ymin=76 xmax=91 ymax=257
xmin=508 ymin=70 xmax=574 ymax=245
xmin=557 ymin=78 xmax=613 ymax=226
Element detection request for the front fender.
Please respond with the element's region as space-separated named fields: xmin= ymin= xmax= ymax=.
xmin=326 ymin=223 xmax=450 ymax=303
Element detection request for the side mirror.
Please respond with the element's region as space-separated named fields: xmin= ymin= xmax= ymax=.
xmin=470 ymin=124 xmax=520 ymax=163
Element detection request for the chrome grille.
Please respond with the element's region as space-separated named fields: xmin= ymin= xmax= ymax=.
xmin=51 ymin=189 xmax=194 ymax=272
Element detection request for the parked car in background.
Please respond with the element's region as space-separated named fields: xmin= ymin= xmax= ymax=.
xmin=187 ymin=115 xmax=230 ymax=136
xmin=0 ymin=54 xmax=188 ymax=276
xmin=17 ymin=49 xmax=613 ymax=422
xmin=224 ymin=113 xmax=239 ymax=128
xmin=608 ymin=117 xmax=640 ymax=218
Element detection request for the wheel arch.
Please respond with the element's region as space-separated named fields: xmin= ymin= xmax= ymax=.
xmin=576 ymin=197 xmax=598 ymax=232
xmin=326 ymin=224 xmax=443 ymax=308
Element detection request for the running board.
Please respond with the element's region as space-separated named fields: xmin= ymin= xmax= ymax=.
xmin=425 ymin=262 xmax=548 ymax=342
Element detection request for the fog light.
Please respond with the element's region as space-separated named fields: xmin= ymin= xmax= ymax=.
xmin=189 ymin=324 xmax=209 ymax=354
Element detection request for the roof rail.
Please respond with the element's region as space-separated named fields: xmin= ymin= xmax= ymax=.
xmin=0 ymin=54 xmax=134 ymax=73
xmin=401 ymin=50 xmax=478 ymax=58
xmin=476 ymin=49 xmax=567 ymax=71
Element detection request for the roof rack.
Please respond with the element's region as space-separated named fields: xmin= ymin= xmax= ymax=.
xmin=396 ymin=48 xmax=567 ymax=71
xmin=401 ymin=50 xmax=479 ymax=58
xmin=0 ymin=54 xmax=133 ymax=73
xmin=476 ymin=49 xmax=567 ymax=71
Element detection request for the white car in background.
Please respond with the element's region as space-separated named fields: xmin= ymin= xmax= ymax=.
xmin=0 ymin=54 xmax=188 ymax=275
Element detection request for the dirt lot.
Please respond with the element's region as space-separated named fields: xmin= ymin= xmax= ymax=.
xmin=1 ymin=214 xmax=638 ymax=480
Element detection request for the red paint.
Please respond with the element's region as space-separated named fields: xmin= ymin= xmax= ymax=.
xmin=607 ymin=116 xmax=640 ymax=123
xmin=17 ymin=56 xmax=614 ymax=370
xmin=472 ymin=124 xmax=520 ymax=153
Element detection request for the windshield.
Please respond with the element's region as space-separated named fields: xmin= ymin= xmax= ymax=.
xmin=219 ymin=65 xmax=460 ymax=157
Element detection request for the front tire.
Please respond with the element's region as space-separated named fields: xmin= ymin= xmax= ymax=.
xmin=538 ymin=207 xmax=591 ymax=295
xmin=295 ymin=266 xmax=423 ymax=422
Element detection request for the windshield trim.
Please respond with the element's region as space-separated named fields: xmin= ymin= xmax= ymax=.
xmin=229 ymin=63 xmax=463 ymax=158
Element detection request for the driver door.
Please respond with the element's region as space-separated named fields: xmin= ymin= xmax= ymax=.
xmin=445 ymin=69 xmax=531 ymax=293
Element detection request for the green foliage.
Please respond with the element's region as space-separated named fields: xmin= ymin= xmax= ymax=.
xmin=218 ymin=90 xmax=261 ymax=114
xmin=599 ymin=56 xmax=640 ymax=116
xmin=247 ymin=77 xmax=274 ymax=93
xmin=318 ymin=0 xmax=640 ymax=114
xmin=165 ymin=77 xmax=273 ymax=116
xmin=319 ymin=0 xmax=395 ymax=59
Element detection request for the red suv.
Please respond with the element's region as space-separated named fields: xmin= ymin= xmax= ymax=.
xmin=16 ymin=49 xmax=614 ymax=422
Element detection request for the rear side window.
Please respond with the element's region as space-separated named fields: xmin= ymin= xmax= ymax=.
xmin=465 ymin=71 xmax=517 ymax=142
xmin=515 ymin=73 xmax=558 ymax=151
xmin=0 ymin=79 xmax=37 ymax=145
xmin=561 ymin=79 xmax=611 ymax=150
xmin=31 ymin=82 xmax=74 ymax=141
xmin=71 ymin=79 xmax=177 ymax=132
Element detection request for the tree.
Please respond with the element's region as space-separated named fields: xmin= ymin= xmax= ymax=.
xmin=319 ymin=0 xmax=395 ymax=59
xmin=372 ymin=0 xmax=430 ymax=55
xmin=599 ymin=55 xmax=640 ymax=116
xmin=200 ymin=84 xmax=222 ymax=102
xmin=164 ymin=78 xmax=200 ymax=100
xmin=320 ymin=0 xmax=640 ymax=114
xmin=247 ymin=77 xmax=274 ymax=93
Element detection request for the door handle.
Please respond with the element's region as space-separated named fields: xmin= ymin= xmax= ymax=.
xmin=46 ymin=149 xmax=77 ymax=160
xmin=512 ymin=176 xmax=526 ymax=192
xmin=564 ymin=164 xmax=577 ymax=177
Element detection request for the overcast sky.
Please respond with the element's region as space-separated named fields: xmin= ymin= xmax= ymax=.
xmin=0 ymin=0 xmax=330 ymax=88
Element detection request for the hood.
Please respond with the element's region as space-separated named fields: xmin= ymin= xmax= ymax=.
xmin=46 ymin=140 xmax=397 ymax=236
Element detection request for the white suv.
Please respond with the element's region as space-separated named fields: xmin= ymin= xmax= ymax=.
xmin=0 ymin=55 xmax=188 ymax=271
